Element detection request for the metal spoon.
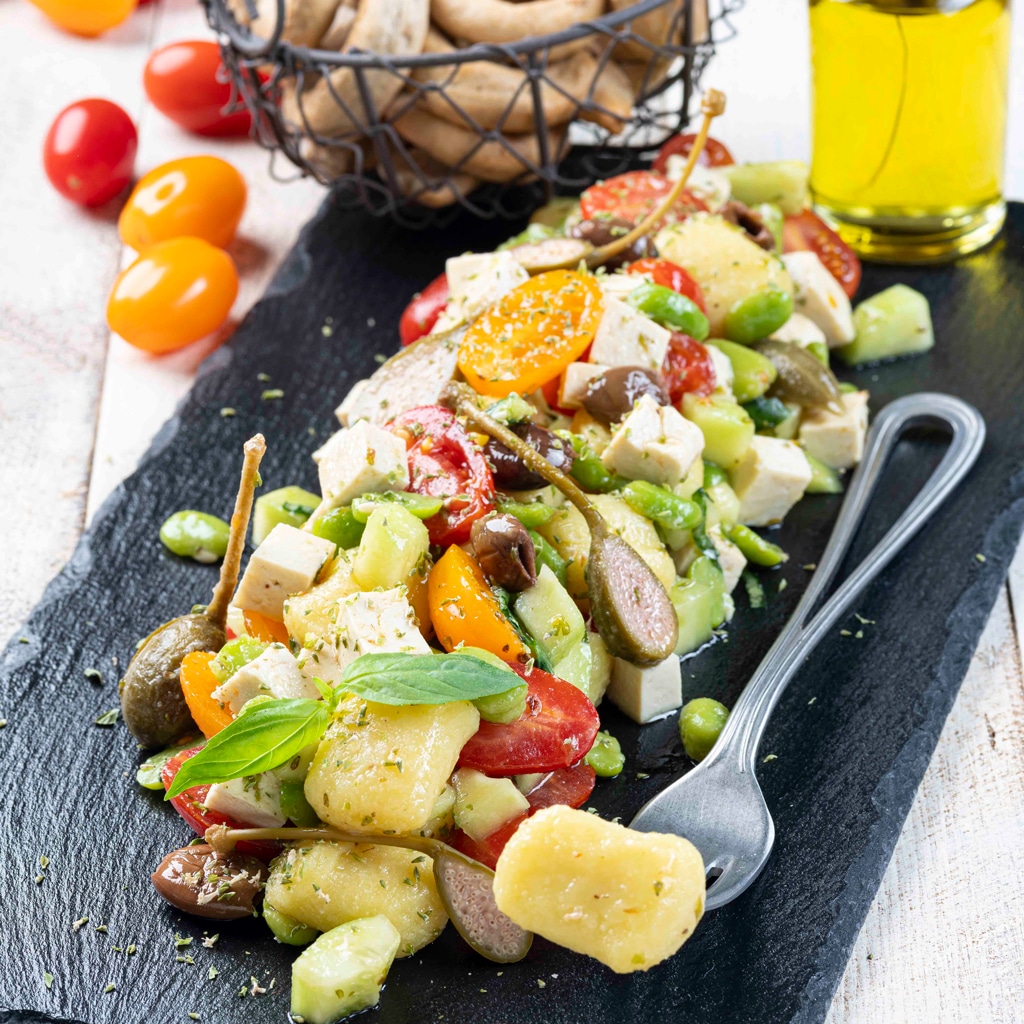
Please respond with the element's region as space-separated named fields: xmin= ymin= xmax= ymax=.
xmin=630 ymin=392 xmax=985 ymax=910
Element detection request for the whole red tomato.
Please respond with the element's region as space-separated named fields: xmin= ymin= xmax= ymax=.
xmin=399 ymin=272 xmax=450 ymax=346
xmin=783 ymin=209 xmax=862 ymax=299
xmin=662 ymin=332 xmax=717 ymax=403
xmin=653 ymin=132 xmax=736 ymax=174
xmin=43 ymin=99 xmax=137 ymax=207
xmin=626 ymin=257 xmax=707 ymax=314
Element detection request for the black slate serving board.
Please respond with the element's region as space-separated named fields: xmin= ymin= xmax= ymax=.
xmin=2 ymin=201 xmax=1023 ymax=1024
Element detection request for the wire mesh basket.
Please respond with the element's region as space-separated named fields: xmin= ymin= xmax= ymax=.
xmin=204 ymin=0 xmax=742 ymax=225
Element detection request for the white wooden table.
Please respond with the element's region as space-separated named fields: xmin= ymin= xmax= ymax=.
xmin=2 ymin=1 xmax=1022 ymax=1019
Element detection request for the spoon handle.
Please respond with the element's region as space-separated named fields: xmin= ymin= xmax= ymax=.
xmin=716 ymin=393 xmax=985 ymax=775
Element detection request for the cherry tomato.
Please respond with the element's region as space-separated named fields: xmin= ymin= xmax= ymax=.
xmin=243 ymin=610 xmax=291 ymax=646
xmin=144 ymin=40 xmax=256 ymax=137
xmin=390 ymin=406 xmax=495 ymax=547
xmin=29 ymin=0 xmax=136 ymax=36
xmin=161 ymin=747 xmax=281 ymax=860
xmin=119 ymin=156 xmax=247 ymax=251
xmin=107 ymin=237 xmax=238 ymax=354
xmin=662 ymin=332 xmax=717 ymax=403
xmin=579 ymin=171 xmax=707 ymax=229
xmin=652 ymin=132 xmax=736 ymax=175
xmin=626 ymin=257 xmax=707 ymax=314
xmin=458 ymin=664 xmax=600 ymax=777
xmin=399 ymin=272 xmax=450 ymax=347
xmin=782 ymin=209 xmax=862 ymax=299
xmin=43 ymin=99 xmax=137 ymax=207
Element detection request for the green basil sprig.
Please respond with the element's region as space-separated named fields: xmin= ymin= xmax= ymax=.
xmin=339 ymin=652 xmax=518 ymax=705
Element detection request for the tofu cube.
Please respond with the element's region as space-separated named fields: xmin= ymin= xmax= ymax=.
xmin=598 ymin=273 xmax=649 ymax=302
xmin=334 ymin=379 xmax=368 ymax=428
xmin=606 ymin=654 xmax=682 ymax=724
xmin=770 ymin=312 xmax=827 ymax=348
xmin=312 ymin=420 xmax=410 ymax=517
xmin=601 ymin=395 xmax=704 ymax=487
xmin=433 ymin=251 xmax=528 ymax=331
xmin=708 ymin=525 xmax=747 ymax=595
xmin=212 ymin=643 xmax=321 ymax=715
xmin=336 ymin=587 xmax=432 ymax=661
xmin=707 ymin=344 xmax=735 ymax=400
xmin=799 ymin=390 xmax=869 ymax=470
xmin=730 ymin=435 xmax=812 ymax=527
xmin=588 ymin=297 xmax=671 ymax=372
xmin=782 ymin=252 xmax=855 ymax=346
xmin=204 ymin=772 xmax=286 ymax=828
xmin=558 ymin=362 xmax=607 ymax=410
xmin=235 ymin=524 xmax=337 ymax=619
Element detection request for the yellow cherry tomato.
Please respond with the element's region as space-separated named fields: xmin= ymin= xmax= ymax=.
xmin=29 ymin=0 xmax=136 ymax=36
xmin=107 ymin=237 xmax=238 ymax=354
xmin=457 ymin=270 xmax=603 ymax=398
xmin=119 ymin=156 xmax=247 ymax=251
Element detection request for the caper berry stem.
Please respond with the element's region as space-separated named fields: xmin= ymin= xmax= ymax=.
xmin=205 ymin=823 xmax=439 ymax=859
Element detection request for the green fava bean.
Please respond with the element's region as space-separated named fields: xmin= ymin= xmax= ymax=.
xmin=473 ymin=684 xmax=529 ymax=724
xmin=160 ymin=511 xmax=230 ymax=564
xmin=585 ymin=730 xmax=625 ymax=777
xmin=264 ymin=904 xmax=319 ymax=947
xmin=807 ymin=341 xmax=830 ymax=367
xmin=280 ymin=781 xmax=321 ymax=827
xmin=560 ymin=433 xmax=626 ymax=493
xmin=351 ymin=491 xmax=444 ymax=523
xmin=805 ymin=453 xmax=845 ymax=494
xmin=211 ymin=636 xmax=266 ymax=683
xmin=627 ymin=282 xmax=710 ymax=341
xmin=528 ymin=530 xmax=569 ymax=588
xmin=620 ymin=481 xmax=702 ymax=532
xmin=723 ymin=285 xmax=794 ymax=344
xmin=310 ymin=506 xmax=365 ymax=549
xmin=708 ymin=340 xmax=778 ymax=403
xmin=726 ymin=523 xmax=788 ymax=567
xmin=136 ymin=737 xmax=204 ymax=790
xmin=680 ymin=697 xmax=730 ymax=761
xmin=497 ymin=499 xmax=556 ymax=529
xmin=703 ymin=462 xmax=728 ymax=488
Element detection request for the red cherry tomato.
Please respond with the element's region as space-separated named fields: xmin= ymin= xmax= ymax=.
xmin=399 ymin=272 xmax=450 ymax=346
xmin=43 ymin=99 xmax=137 ymax=207
xmin=29 ymin=0 xmax=136 ymax=36
xmin=652 ymin=132 xmax=736 ymax=175
xmin=580 ymin=171 xmax=707 ymax=229
xmin=662 ymin=332 xmax=717 ymax=403
xmin=458 ymin=664 xmax=600 ymax=777
xmin=782 ymin=209 xmax=862 ymax=299
xmin=144 ymin=40 xmax=256 ymax=138
xmin=107 ymin=237 xmax=239 ymax=354
xmin=626 ymin=257 xmax=707 ymax=314
xmin=161 ymin=748 xmax=281 ymax=860
xmin=389 ymin=406 xmax=495 ymax=547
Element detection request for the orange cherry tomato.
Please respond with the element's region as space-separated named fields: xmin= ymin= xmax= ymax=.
xmin=29 ymin=0 xmax=136 ymax=36
xmin=457 ymin=270 xmax=602 ymax=398
xmin=179 ymin=651 xmax=234 ymax=738
xmin=106 ymin=237 xmax=238 ymax=354
xmin=243 ymin=609 xmax=291 ymax=646
xmin=119 ymin=156 xmax=247 ymax=251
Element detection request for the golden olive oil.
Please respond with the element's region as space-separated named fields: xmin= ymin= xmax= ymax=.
xmin=809 ymin=0 xmax=1010 ymax=262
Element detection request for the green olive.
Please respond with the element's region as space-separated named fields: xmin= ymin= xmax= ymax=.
xmin=264 ymin=903 xmax=319 ymax=946
xmin=755 ymin=339 xmax=844 ymax=413
xmin=584 ymin=731 xmax=625 ymax=777
xmin=159 ymin=511 xmax=230 ymax=563
xmin=679 ymin=697 xmax=730 ymax=762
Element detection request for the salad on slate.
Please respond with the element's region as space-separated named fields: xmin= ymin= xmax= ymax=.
xmin=122 ymin=94 xmax=935 ymax=1023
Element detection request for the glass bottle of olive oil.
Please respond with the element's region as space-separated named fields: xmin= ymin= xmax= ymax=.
xmin=809 ymin=0 xmax=1010 ymax=263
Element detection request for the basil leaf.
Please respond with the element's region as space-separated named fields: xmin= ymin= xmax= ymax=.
xmin=340 ymin=652 xmax=520 ymax=706
xmin=165 ymin=698 xmax=328 ymax=799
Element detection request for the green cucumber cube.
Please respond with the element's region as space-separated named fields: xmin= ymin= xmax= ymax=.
xmin=452 ymin=768 xmax=529 ymax=842
xmin=837 ymin=284 xmax=934 ymax=366
xmin=513 ymin=564 xmax=586 ymax=664
xmin=253 ymin=486 xmax=320 ymax=546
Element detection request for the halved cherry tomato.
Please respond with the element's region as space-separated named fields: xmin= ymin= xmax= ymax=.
xmin=179 ymin=651 xmax=234 ymax=738
xmin=579 ymin=171 xmax=707 ymax=229
xmin=458 ymin=270 xmax=602 ymax=398
xmin=390 ymin=406 xmax=495 ymax=546
xmin=243 ymin=610 xmax=291 ymax=646
xmin=119 ymin=156 xmax=247 ymax=251
xmin=29 ymin=0 xmax=136 ymax=36
xmin=144 ymin=40 xmax=256 ymax=137
xmin=626 ymin=257 xmax=707 ymax=314
xmin=783 ymin=209 xmax=862 ymax=299
xmin=399 ymin=272 xmax=449 ymax=346
xmin=662 ymin=332 xmax=717 ymax=403
xmin=458 ymin=664 xmax=600 ymax=777
xmin=652 ymin=132 xmax=736 ymax=175
xmin=161 ymin=747 xmax=281 ymax=860
xmin=106 ymin=237 xmax=238 ymax=354
xmin=43 ymin=99 xmax=137 ymax=207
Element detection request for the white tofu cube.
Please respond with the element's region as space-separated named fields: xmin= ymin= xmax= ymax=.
xmin=730 ymin=435 xmax=812 ymax=527
xmin=606 ymin=655 xmax=682 ymax=724
xmin=312 ymin=420 xmax=409 ymax=516
xmin=211 ymin=643 xmax=321 ymax=715
xmin=707 ymin=344 xmax=735 ymax=400
xmin=204 ymin=772 xmax=286 ymax=828
xmin=558 ymin=362 xmax=608 ymax=410
xmin=770 ymin=312 xmax=827 ymax=349
xmin=799 ymin=390 xmax=869 ymax=470
xmin=598 ymin=273 xmax=648 ymax=302
xmin=297 ymin=639 xmax=350 ymax=687
xmin=708 ymin=525 xmax=747 ymax=595
xmin=336 ymin=587 xmax=432 ymax=661
xmin=588 ymin=297 xmax=671 ymax=373
xmin=235 ymin=524 xmax=337 ymax=619
xmin=434 ymin=251 xmax=528 ymax=332
xmin=334 ymin=379 xmax=368 ymax=428
xmin=781 ymin=252 xmax=855 ymax=346
xmin=601 ymin=395 xmax=704 ymax=487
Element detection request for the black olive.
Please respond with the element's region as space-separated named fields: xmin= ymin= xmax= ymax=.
xmin=721 ymin=200 xmax=775 ymax=251
xmin=485 ymin=424 xmax=576 ymax=491
xmin=471 ymin=515 xmax=537 ymax=592
xmin=569 ymin=216 xmax=657 ymax=270
xmin=581 ymin=366 xmax=669 ymax=425
xmin=151 ymin=844 xmax=266 ymax=921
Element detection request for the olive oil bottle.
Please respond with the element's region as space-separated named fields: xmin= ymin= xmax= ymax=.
xmin=809 ymin=0 xmax=1010 ymax=262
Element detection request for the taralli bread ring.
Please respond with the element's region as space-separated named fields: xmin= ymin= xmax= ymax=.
xmin=610 ymin=0 xmax=709 ymax=62
xmin=392 ymin=104 xmax=565 ymax=183
xmin=620 ymin=56 xmax=673 ymax=99
xmin=578 ymin=56 xmax=635 ymax=134
xmin=251 ymin=0 xmax=343 ymax=46
xmin=389 ymin=150 xmax=480 ymax=208
xmin=299 ymin=0 xmax=429 ymax=137
xmin=318 ymin=0 xmax=357 ymax=49
xmin=430 ymin=0 xmax=604 ymax=46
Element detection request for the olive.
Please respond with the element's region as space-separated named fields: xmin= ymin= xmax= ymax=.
xmin=721 ymin=200 xmax=775 ymax=251
xmin=569 ymin=216 xmax=656 ymax=270
xmin=151 ymin=843 xmax=267 ymax=921
xmin=755 ymin=339 xmax=844 ymax=413
xmin=471 ymin=514 xmax=537 ymax=592
xmin=581 ymin=366 xmax=668 ymax=425
xmin=485 ymin=424 xmax=575 ymax=491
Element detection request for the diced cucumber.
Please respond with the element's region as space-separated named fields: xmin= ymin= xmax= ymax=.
xmin=351 ymin=504 xmax=429 ymax=591
xmin=670 ymin=555 xmax=726 ymax=656
xmin=497 ymin=222 xmax=557 ymax=251
xmin=515 ymin=773 xmax=547 ymax=796
xmin=290 ymin=916 xmax=401 ymax=1024
xmin=135 ymin=737 xmax=204 ymax=790
xmin=253 ymin=486 xmax=320 ymax=546
xmin=485 ymin=393 xmax=536 ymax=424
xmin=210 ymin=635 xmax=266 ymax=683
xmin=528 ymin=529 xmax=570 ymax=588
xmin=265 ymin=903 xmax=319 ymax=946
xmin=707 ymin=340 xmax=778 ymax=402
xmin=417 ymin=784 xmax=456 ymax=839
xmin=723 ymin=160 xmax=809 ymax=216
xmin=772 ymin=402 xmax=802 ymax=441
xmin=452 ymin=768 xmax=529 ymax=842
xmin=682 ymin=394 xmax=755 ymax=470
xmin=703 ymin=480 xmax=741 ymax=530
xmin=837 ymin=284 xmax=934 ymax=366
xmin=529 ymin=196 xmax=578 ymax=230
xmin=513 ymin=564 xmax=586 ymax=664
xmin=551 ymin=631 xmax=612 ymax=705
xmin=350 ymin=491 xmax=443 ymax=523
xmin=280 ymin=780 xmax=320 ymax=827
xmin=805 ymin=453 xmax=845 ymax=494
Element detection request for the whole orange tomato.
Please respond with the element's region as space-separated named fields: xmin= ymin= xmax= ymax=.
xmin=29 ymin=0 xmax=137 ymax=36
xmin=107 ymin=237 xmax=238 ymax=354
xmin=118 ymin=156 xmax=247 ymax=251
